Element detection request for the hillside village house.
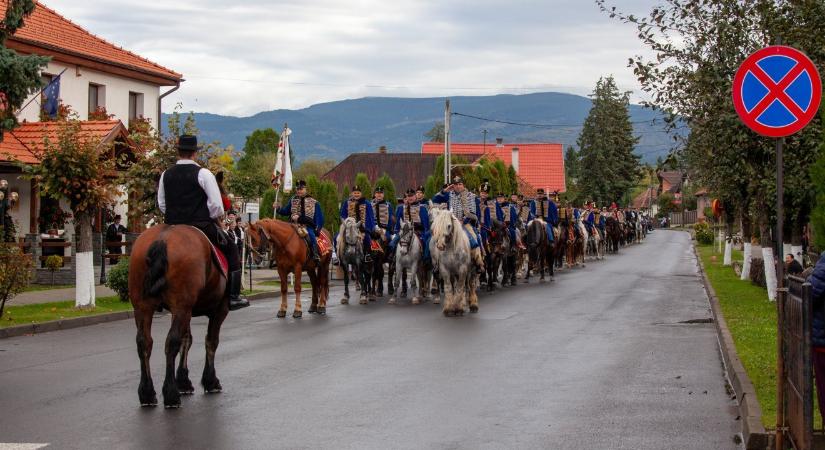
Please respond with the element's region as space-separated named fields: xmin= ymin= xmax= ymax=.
xmin=0 ymin=0 xmax=182 ymax=278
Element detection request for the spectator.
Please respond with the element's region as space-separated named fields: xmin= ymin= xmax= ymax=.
xmin=807 ymin=252 xmax=825 ymax=421
xmin=786 ymin=253 xmax=803 ymax=275
xmin=105 ymin=214 xmax=127 ymax=264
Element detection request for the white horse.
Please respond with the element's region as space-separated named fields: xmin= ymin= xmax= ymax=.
xmin=390 ymin=220 xmax=423 ymax=305
xmin=575 ymin=214 xmax=589 ymax=266
xmin=429 ymin=209 xmax=479 ymax=316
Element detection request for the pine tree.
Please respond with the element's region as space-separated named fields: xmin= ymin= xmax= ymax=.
xmin=0 ymin=1 xmax=49 ymax=140
xmin=577 ymin=76 xmax=640 ymax=205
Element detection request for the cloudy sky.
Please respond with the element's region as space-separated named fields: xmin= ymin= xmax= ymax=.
xmin=42 ymin=0 xmax=659 ymax=117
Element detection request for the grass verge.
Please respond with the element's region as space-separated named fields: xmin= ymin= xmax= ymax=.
xmin=22 ymin=284 xmax=74 ymax=292
xmin=698 ymin=244 xmax=821 ymax=428
xmin=1 ymin=296 xmax=131 ymax=329
xmin=258 ymin=280 xmax=312 ymax=288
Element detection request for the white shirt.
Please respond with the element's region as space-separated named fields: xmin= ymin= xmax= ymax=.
xmin=157 ymin=159 xmax=224 ymax=219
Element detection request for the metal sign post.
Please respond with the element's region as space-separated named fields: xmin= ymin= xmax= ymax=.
xmin=732 ymin=43 xmax=821 ymax=450
xmin=244 ymin=202 xmax=260 ymax=292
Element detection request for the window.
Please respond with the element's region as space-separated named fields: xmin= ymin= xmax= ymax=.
xmin=88 ymin=83 xmax=105 ymax=118
xmin=128 ymin=92 xmax=144 ymax=122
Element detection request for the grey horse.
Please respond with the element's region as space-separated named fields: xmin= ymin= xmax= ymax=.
xmin=429 ymin=209 xmax=479 ymax=316
xmin=337 ymin=217 xmax=370 ymax=305
xmin=389 ymin=220 xmax=423 ymax=305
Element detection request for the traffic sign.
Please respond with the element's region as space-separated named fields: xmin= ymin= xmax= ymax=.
xmin=732 ymin=45 xmax=821 ymax=137
xmin=245 ymin=202 xmax=260 ymax=214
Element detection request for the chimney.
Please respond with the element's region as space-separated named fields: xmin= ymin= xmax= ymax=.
xmin=495 ymin=138 xmax=503 ymax=147
xmin=378 ymin=145 xmax=387 ymax=154
xmin=511 ymin=147 xmax=519 ymax=173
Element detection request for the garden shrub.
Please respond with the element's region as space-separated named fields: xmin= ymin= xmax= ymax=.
xmin=105 ymin=257 xmax=129 ymax=302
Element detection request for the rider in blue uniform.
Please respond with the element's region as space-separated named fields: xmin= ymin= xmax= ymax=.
xmin=532 ymin=188 xmax=556 ymax=243
xmin=495 ymin=192 xmax=518 ymax=248
xmin=431 ymin=176 xmax=485 ymax=271
xmin=477 ymin=180 xmax=495 ymax=247
xmin=339 ymin=185 xmax=376 ymax=262
xmin=372 ymin=186 xmax=394 ymax=244
xmin=584 ymin=201 xmax=597 ymax=236
xmin=392 ymin=188 xmax=431 ymax=260
xmin=275 ymin=179 xmax=324 ymax=263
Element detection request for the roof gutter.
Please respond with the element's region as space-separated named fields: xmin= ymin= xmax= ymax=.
xmin=157 ymin=80 xmax=182 ymax=136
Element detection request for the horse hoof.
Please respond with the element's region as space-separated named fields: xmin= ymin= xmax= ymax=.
xmin=308 ymin=306 xmax=318 ymax=314
xmin=293 ymin=311 xmax=302 ymax=319
xmin=433 ymin=298 xmax=441 ymax=305
xmin=276 ymin=310 xmax=287 ymax=318
xmin=341 ymin=298 xmax=349 ymax=305
xmin=359 ymin=298 xmax=368 ymax=305
xmin=443 ymin=310 xmax=453 ymax=317
xmin=178 ymin=387 xmax=195 ymax=396
xmin=412 ymin=297 xmax=420 ymax=305
xmin=457 ymin=309 xmax=465 ymax=316
xmin=469 ymin=305 xmax=478 ymax=313
xmin=205 ymin=388 xmax=222 ymax=394
xmin=388 ymin=298 xmax=396 ymax=305
xmin=140 ymin=402 xmax=158 ymax=407
xmin=317 ymin=307 xmax=326 ymax=315
xmin=164 ymin=403 xmax=182 ymax=409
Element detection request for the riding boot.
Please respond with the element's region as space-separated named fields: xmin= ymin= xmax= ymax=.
xmin=473 ymin=248 xmax=485 ymax=274
xmin=311 ymin=243 xmax=320 ymax=263
xmin=228 ymin=270 xmax=250 ymax=311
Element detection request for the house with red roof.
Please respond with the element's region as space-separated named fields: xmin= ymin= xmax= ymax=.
xmin=0 ymin=0 xmax=181 ymax=251
xmin=421 ymin=141 xmax=566 ymax=195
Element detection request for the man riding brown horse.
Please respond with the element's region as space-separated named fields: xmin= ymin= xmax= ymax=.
xmin=158 ymin=135 xmax=249 ymax=311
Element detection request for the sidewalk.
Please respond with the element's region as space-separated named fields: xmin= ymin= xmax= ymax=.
xmin=11 ymin=266 xmax=344 ymax=307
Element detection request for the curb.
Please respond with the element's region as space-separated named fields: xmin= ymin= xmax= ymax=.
xmin=0 ymin=292 xmax=275 ymax=340
xmin=693 ymin=243 xmax=771 ymax=450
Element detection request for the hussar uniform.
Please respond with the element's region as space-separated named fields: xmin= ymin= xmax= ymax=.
xmin=277 ymin=184 xmax=325 ymax=261
xmin=372 ymin=194 xmax=394 ymax=243
xmin=533 ymin=189 xmax=557 ymax=242
xmin=339 ymin=187 xmax=376 ymax=260
xmin=431 ymin=177 xmax=485 ymax=270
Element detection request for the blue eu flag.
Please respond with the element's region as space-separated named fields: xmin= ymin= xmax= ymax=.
xmin=42 ymin=75 xmax=61 ymax=118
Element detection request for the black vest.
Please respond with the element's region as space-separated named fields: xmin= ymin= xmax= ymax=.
xmin=163 ymin=164 xmax=211 ymax=225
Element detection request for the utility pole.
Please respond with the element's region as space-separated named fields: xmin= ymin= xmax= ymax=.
xmin=444 ymin=99 xmax=451 ymax=184
xmin=482 ymin=129 xmax=488 ymax=155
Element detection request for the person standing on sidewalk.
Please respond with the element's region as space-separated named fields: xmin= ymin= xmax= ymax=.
xmin=808 ymin=252 xmax=825 ymax=419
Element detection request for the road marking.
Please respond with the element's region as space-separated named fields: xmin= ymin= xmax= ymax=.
xmin=0 ymin=445 xmax=50 ymax=450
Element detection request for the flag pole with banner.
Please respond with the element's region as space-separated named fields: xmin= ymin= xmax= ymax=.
xmin=272 ymin=123 xmax=293 ymax=210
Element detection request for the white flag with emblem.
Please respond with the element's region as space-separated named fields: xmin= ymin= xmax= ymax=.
xmin=272 ymin=127 xmax=293 ymax=192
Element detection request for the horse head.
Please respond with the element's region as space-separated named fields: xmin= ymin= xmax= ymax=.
xmin=398 ymin=220 xmax=414 ymax=256
xmin=342 ymin=217 xmax=362 ymax=250
xmin=247 ymin=220 xmax=270 ymax=264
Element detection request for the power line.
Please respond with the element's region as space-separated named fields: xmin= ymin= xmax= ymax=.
xmin=451 ymin=111 xmax=680 ymax=130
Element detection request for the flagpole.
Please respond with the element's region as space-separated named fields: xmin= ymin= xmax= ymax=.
xmin=13 ymin=68 xmax=68 ymax=116
xmin=273 ymin=123 xmax=288 ymax=210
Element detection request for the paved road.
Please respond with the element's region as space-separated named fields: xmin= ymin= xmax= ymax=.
xmin=0 ymin=231 xmax=740 ymax=450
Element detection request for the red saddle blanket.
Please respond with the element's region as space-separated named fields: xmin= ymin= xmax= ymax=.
xmin=210 ymin=243 xmax=229 ymax=277
xmin=370 ymin=240 xmax=383 ymax=253
xmin=318 ymin=233 xmax=332 ymax=256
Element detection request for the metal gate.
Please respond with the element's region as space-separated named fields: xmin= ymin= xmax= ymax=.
xmin=783 ymin=275 xmax=813 ymax=450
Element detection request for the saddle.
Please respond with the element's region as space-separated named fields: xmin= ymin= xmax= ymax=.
xmin=190 ymin=226 xmax=229 ymax=278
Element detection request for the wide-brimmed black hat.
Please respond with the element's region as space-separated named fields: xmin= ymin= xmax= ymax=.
xmin=374 ymin=186 xmax=384 ymax=193
xmin=177 ymin=135 xmax=201 ymax=152
xmin=295 ymin=180 xmax=307 ymax=189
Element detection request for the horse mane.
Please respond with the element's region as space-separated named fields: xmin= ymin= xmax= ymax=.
xmin=431 ymin=209 xmax=469 ymax=252
xmin=337 ymin=217 xmax=358 ymax=251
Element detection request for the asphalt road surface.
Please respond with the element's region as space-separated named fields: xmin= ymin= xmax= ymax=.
xmin=0 ymin=230 xmax=740 ymax=450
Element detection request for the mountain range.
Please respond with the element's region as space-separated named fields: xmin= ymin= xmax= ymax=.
xmin=165 ymin=92 xmax=679 ymax=164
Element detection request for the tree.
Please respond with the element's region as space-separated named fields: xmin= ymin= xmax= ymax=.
xmin=577 ymin=76 xmax=640 ymax=204
xmin=425 ymin=122 xmax=445 ymax=143
xmin=0 ymin=244 xmax=32 ymax=318
xmin=24 ymin=120 xmax=117 ymax=307
xmin=564 ymin=146 xmax=580 ymax=183
xmin=353 ymin=173 xmax=373 ymax=198
xmin=228 ymin=151 xmax=277 ymax=202
xmin=237 ymin=128 xmax=279 ymax=173
xmin=293 ymin=158 xmax=336 ymax=181
xmin=0 ymin=1 xmax=50 ymax=140
xmin=373 ymin=174 xmax=397 ymax=205
xmin=260 ymin=188 xmax=277 ymax=219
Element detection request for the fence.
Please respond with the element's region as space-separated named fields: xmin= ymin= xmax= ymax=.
xmin=783 ymin=275 xmax=814 ymax=450
xmin=668 ymin=210 xmax=698 ymax=227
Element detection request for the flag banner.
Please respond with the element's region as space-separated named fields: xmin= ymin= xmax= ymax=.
xmin=43 ymin=74 xmax=61 ymax=118
xmin=272 ymin=127 xmax=293 ymax=191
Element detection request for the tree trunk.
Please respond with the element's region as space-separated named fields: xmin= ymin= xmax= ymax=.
xmin=74 ymin=210 xmax=96 ymax=308
xmin=740 ymin=208 xmax=752 ymax=281
xmin=758 ymin=206 xmax=777 ymax=301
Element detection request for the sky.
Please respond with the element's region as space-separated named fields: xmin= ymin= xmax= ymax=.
xmin=41 ymin=0 xmax=660 ymax=117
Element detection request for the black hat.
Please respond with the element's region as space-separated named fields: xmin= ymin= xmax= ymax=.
xmin=453 ymin=176 xmax=464 ymax=184
xmin=295 ymin=180 xmax=307 ymax=189
xmin=177 ymin=135 xmax=201 ymax=152
xmin=352 ymin=185 xmax=362 ymax=192
xmin=536 ymin=188 xmax=545 ymax=195
xmin=480 ymin=181 xmax=490 ymax=193
xmin=374 ymin=186 xmax=384 ymax=193
xmin=416 ymin=185 xmax=425 ymax=193
xmin=442 ymin=183 xmax=449 ymax=190
xmin=510 ymin=192 xmax=518 ymax=197
xmin=406 ymin=188 xmax=416 ymax=196
xmin=496 ymin=192 xmax=506 ymax=197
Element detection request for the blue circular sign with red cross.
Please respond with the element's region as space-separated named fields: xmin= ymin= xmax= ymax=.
xmin=732 ymin=45 xmax=821 ymax=137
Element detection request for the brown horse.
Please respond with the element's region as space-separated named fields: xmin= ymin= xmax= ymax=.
xmin=129 ymin=224 xmax=228 ymax=409
xmin=248 ymin=219 xmax=331 ymax=318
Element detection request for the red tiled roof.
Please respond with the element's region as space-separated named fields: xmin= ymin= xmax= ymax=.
xmin=0 ymin=120 xmax=127 ymax=164
xmin=0 ymin=0 xmax=182 ymax=84
xmin=632 ymin=187 xmax=658 ymax=209
xmin=422 ymin=142 xmax=566 ymax=193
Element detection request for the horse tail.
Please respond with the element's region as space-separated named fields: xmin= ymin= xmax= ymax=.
xmin=144 ymin=240 xmax=168 ymax=298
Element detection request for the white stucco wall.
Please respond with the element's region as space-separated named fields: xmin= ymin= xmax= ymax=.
xmin=17 ymin=61 xmax=161 ymax=129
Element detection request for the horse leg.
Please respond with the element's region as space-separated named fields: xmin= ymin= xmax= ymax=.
xmin=176 ymin=321 xmax=195 ymax=395
xmin=401 ymin=269 xmax=408 ymax=298
xmin=317 ymin=263 xmax=329 ymax=315
xmin=410 ymin=261 xmax=420 ymax=304
xmin=134 ymin=305 xmax=157 ymax=406
xmin=307 ymin=268 xmax=319 ymax=314
xmin=162 ymin=312 xmax=189 ymax=408
xmin=293 ymin=268 xmax=303 ymax=318
xmin=468 ymin=270 xmax=479 ymax=313
xmin=277 ymin=267 xmax=289 ymax=318
xmin=202 ymin=308 xmax=228 ymax=393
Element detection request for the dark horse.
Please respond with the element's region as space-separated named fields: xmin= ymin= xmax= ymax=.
xmin=525 ymin=220 xmax=554 ymax=282
xmin=129 ymin=225 xmax=228 ymax=408
xmin=248 ymin=219 xmax=331 ymax=317
xmin=370 ymin=229 xmax=390 ymax=299
xmin=605 ymin=216 xmax=622 ymax=253
xmin=483 ymin=221 xmax=507 ymax=291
